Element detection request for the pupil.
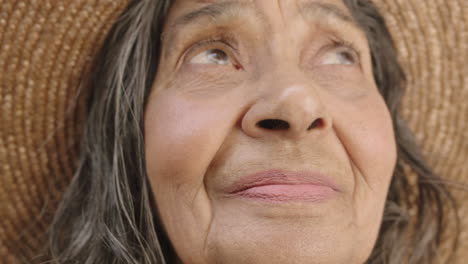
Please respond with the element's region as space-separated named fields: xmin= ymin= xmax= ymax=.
xmin=340 ymin=52 xmax=354 ymax=64
xmin=210 ymin=50 xmax=227 ymax=62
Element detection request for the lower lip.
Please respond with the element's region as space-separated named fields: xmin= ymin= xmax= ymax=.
xmin=232 ymin=184 xmax=337 ymax=203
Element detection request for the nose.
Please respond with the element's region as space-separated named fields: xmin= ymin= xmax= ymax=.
xmin=241 ymin=79 xmax=332 ymax=140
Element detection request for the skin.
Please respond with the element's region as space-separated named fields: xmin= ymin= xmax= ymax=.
xmin=144 ymin=0 xmax=397 ymax=263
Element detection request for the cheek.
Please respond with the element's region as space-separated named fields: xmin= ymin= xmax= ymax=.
xmin=328 ymin=91 xmax=397 ymax=257
xmin=340 ymin=95 xmax=397 ymax=187
xmin=333 ymin=91 xmax=397 ymax=217
xmin=144 ymin=90 xmax=233 ymax=261
xmin=145 ymin=91 xmax=222 ymax=184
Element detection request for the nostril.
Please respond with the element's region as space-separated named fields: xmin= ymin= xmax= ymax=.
xmin=308 ymin=119 xmax=324 ymax=130
xmin=257 ymin=119 xmax=290 ymax=130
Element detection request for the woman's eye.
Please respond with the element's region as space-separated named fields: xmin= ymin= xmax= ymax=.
xmin=320 ymin=50 xmax=357 ymax=65
xmin=189 ymin=49 xmax=232 ymax=65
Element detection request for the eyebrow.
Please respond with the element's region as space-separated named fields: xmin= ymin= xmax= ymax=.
xmin=172 ymin=1 xmax=363 ymax=33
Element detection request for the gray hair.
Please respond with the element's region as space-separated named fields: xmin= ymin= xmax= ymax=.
xmin=47 ymin=0 xmax=460 ymax=263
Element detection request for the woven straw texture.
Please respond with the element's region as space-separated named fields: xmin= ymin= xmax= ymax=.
xmin=0 ymin=0 xmax=466 ymax=263
xmin=374 ymin=0 xmax=468 ymax=262
xmin=0 ymin=0 xmax=130 ymax=262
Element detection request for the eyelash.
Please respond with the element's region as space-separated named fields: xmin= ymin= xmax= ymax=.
xmin=329 ymin=39 xmax=362 ymax=64
xmin=185 ymin=35 xmax=361 ymax=66
xmin=186 ymin=34 xmax=238 ymax=61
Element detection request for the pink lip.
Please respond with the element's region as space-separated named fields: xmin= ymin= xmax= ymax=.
xmin=225 ymin=169 xmax=340 ymax=202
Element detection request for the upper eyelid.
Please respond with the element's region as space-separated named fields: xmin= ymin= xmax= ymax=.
xmin=181 ymin=34 xmax=363 ymax=68
xmin=185 ymin=36 xmax=359 ymax=52
xmin=191 ymin=38 xmax=233 ymax=52
xmin=318 ymin=39 xmax=363 ymax=66
xmin=334 ymin=44 xmax=361 ymax=62
xmin=329 ymin=38 xmax=362 ymax=57
xmin=184 ymin=38 xmax=238 ymax=63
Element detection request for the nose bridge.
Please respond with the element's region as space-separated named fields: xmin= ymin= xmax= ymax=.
xmin=241 ymin=68 xmax=332 ymax=140
xmin=263 ymin=69 xmax=320 ymax=107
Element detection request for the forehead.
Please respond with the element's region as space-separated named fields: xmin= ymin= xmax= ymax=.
xmin=166 ymin=0 xmax=359 ymax=30
xmin=171 ymin=0 xmax=350 ymax=12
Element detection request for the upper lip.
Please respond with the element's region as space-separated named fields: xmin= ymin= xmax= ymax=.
xmin=225 ymin=168 xmax=341 ymax=194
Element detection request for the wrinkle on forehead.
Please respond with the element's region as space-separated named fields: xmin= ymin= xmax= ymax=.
xmin=163 ymin=0 xmax=369 ymax=64
xmin=171 ymin=0 xmax=360 ymax=33
xmin=277 ymin=0 xmax=285 ymax=27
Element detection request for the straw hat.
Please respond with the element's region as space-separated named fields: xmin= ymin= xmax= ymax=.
xmin=0 ymin=0 xmax=466 ymax=263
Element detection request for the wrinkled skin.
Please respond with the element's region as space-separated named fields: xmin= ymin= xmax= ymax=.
xmin=144 ymin=0 xmax=397 ymax=263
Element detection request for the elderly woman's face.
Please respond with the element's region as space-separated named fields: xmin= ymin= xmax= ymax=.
xmin=144 ymin=0 xmax=397 ymax=263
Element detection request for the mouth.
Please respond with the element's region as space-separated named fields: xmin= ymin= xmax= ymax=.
xmin=225 ymin=169 xmax=341 ymax=203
